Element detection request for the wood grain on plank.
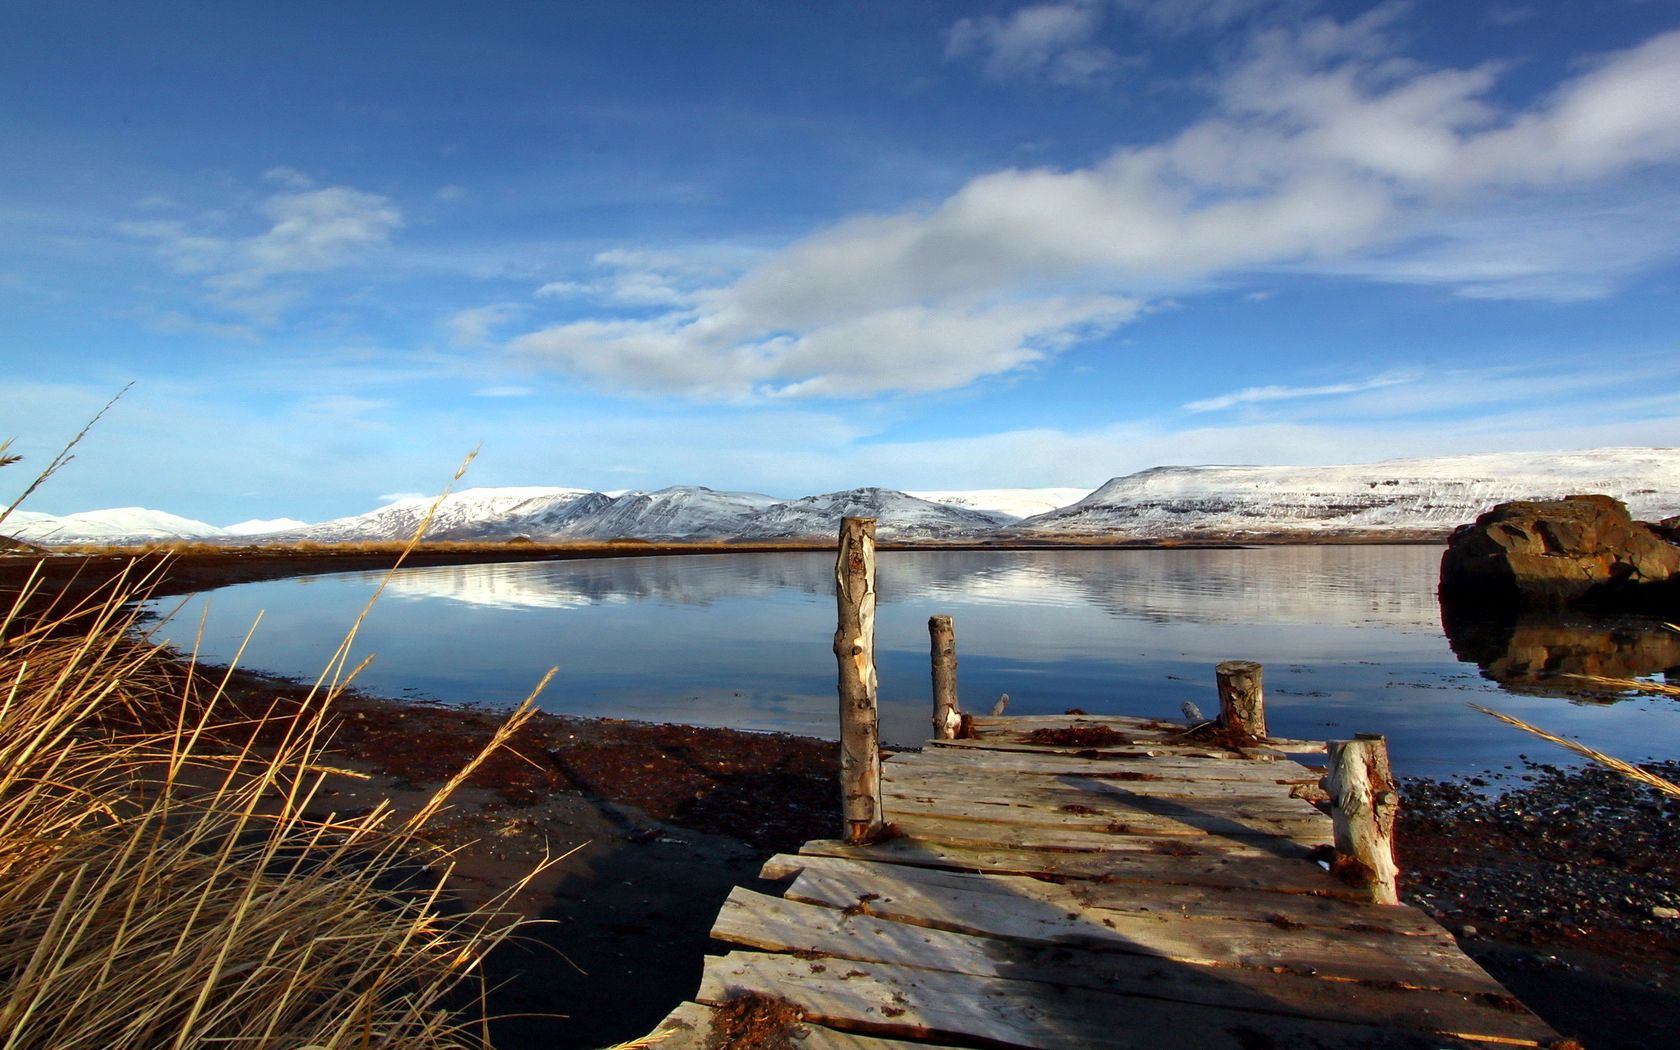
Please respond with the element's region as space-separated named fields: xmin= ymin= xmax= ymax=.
xmin=764 ymin=854 xmax=1446 ymax=936
xmin=709 ymin=889 xmax=1553 ymax=1041
xmin=697 ymin=951 xmax=1499 ymax=1050
xmin=796 ymin=836 xmax=1360 ymax=897
xmin=766 ymin=871 xmax=1505 ymax=993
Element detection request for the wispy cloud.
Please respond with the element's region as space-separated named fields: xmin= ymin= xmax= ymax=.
xmin=945 ymin=2 xmax=1124 ymax=86
xmin=119 ymin=176 xmax=404 ymax=321
xmin=447 ymin=303 xmax=524 ymax=347
xmin=1184 ymin=374 xmax=1414 ymax=413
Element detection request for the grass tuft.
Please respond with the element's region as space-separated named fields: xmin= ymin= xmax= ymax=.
xmin=0 ymin=445 xmax=558 ymax=1048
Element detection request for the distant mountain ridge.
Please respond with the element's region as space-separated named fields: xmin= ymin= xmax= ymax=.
xmin=1020 ymin=449 xmax=1679 ymax=537
xmin=6 ymin=448 xmax=1675 ymax=547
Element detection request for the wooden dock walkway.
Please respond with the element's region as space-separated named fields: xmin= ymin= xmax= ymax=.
xmin=641 ymin=712 xmax=1561 ymax=1049
xmin=636 ymin=521 xmax=1561 ymax=1048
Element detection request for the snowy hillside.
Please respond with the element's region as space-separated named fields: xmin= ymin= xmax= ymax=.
xmin=225 ymin=517 xmax=310 ymax=536
xmin=4 ymin=507 xmax=227 ymax=545
xmin=297 ymin=485 xmax=1008 ymax=543
xmin=736 ymin=488 xmax=1013 ymax=541
xmin=507 ymin=486 xmax=780 ymax=541
xmin=7 ymin=448 xmax=1674 ymax=546
xmin=909 ymin=488 xmax=1089 ymax=520
xmin=290 ymin=487 xmax=592 ymax=543
xmin=1020 ymin=449 xmax=1680 ymax=538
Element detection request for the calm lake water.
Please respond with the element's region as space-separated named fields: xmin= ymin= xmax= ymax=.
xmin=152 ymin=547 xmax=1680 ymax=781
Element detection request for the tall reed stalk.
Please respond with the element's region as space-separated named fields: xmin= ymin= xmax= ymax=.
xmin=0 ymin=445 xmax=556 ymax=1048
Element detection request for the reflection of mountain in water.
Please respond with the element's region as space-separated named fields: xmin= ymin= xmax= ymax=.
xmin=374 ymin=548 xmax=1445 ymax=629
xmin=1441 ymin=604 xmax=1680 ymax=700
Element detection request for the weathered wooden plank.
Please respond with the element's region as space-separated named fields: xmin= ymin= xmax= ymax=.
xmin=969 ymin=714 xmax=1176 ymax=732
xmin=697 ymin=952 xmax=1495 ymax=1050
xmin=882 ymin=784 xmax=1328 ymax=823
xmin=880 ymin=762 xmax=1323 ymax=792
xmin=961 ymin=717 xmax=1329 ymax=754
xmin=878 ymin=790 xmax=1333 ymax=844
xmin=767 ymin=871 xmax=1506 ymax=994
xmin=885 ymin=812 xmax=1320 ymax=858
xmin=796 ymin=835 xmax=1360 ymax=897
xmin=762 ymin=854 xmax=1446 ymax=937
xmin=709 ymin=889 xmax=1554 ymax=1042
xmin=928 ymin=736 xmax=1256 ymax=760
xmin=883 ymin=781 xmax=1329 ymax=819
xmin=645 ymin=1000 xmax=950 ymax=1049
xmin=890 ymin=749 xmax=1319 ymax=782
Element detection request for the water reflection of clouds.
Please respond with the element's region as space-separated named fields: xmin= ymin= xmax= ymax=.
xmin=363 ymin=548 xmax=1446 ymax=631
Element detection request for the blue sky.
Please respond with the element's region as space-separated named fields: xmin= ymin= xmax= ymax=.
xmin=4 ymin=0 xmax=1679 ymax=524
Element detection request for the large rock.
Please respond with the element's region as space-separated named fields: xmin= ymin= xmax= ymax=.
xmin=1439 ymin=495 xmax=1680 ymax=609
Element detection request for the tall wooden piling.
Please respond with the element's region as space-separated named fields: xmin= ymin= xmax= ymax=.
xmin=929 ymin=614 xmax=960 ymax=741
xmin=1216 ymin=660 xmax=1267 ymax=739
xmin=834 ymin=517 xmax=884 ymax=844
xmin=1325 ymin=733 xmax=1401 ymax=905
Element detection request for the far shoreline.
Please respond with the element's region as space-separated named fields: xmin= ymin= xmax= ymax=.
xmin=0 ymin=530 xmax=1449 ymax=602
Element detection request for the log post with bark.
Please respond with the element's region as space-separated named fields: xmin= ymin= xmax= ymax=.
xmin=1323 ymin=733 xmax=1401 ymax=905
xmin=929 ymin=614 xmax=960 ymax=741
xmin=833 ymin=517 xmax=884 ymax=844
xmin=1216 ymin=660 xmax=1268 ymax=739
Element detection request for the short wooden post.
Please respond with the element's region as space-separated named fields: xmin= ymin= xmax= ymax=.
xmin=1324 ymin=733 xmax=1400 ymax=905
xmin=929 ymin=614 xmax=960 ymax=740
xmin=834 ymin=517 xmax=884 ymax=844
xmin=1215 ymin=660 xmax=1267 ymax=739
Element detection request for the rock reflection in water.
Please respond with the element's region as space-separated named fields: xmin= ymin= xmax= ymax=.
xmin=1441 ymin=603 xmax=1680 ymax=700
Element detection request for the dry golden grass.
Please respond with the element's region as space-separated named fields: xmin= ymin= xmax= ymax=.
xmin=0 ymin=447 xmax=562 ymax=1048
xmin=1471 ymin=704 xmax=1680 ymax=800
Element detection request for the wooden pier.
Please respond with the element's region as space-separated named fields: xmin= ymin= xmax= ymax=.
xmin=637 ymin=521 xmax=1563 ymax=1049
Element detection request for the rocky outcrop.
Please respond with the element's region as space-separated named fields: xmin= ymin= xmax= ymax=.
xmin=1439 ymin=495 xmax=1680 ymax=609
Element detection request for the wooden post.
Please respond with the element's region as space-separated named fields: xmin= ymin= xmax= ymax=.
xmin=1324 ymin=733 xmax=1400 ymax=905
xmin=929 ymin=614 xmax=959 ymax=740
xmin=834 ymin=517 xmax=884 ymax=844
xmin=1215 ymin=660 xmax=1267 ymax=739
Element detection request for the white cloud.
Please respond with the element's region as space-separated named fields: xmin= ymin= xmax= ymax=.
xmin=946 ymin=2 xmax=1121 ymax=86
xmin=129 ymin=308 xmax=259 ymax=343
xmin=120 ymin=179 xmax=404 ymax=319
xmin=232 ymin=186 xmax=403 ymax=284
xmin=262 ymin=166 xmax=315 ymax=189
xmin=536 ymin=249 xmax=712 ymax=307
xmin=473 ymin=385 xmax=535 ymax=398
xmin=447 ymin=303 xmax=524 ymax=347
xmin=511 ymin=295 xmax=1140 ymax=400
xmin=506 ymin=19 xmax=1680 ymax=402
xmin=1184 ymin=374 xmax=1414 ymax=413
xmin=1114 ymin=0 xmax=1274 ymax=36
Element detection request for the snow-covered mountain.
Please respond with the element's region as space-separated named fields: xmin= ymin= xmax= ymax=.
xmin=7 ymin=448 xmax=1674 ymax=547
xmin=290 ymin=486 xmax=591 ymax=543
xmin=1019 ymin=449 xmax=1680 ymax=538
xmin=225 ymin=517 xmax=310 ymax=536
xmin=735 ymin=488 xmax=1013 ymax=541
xmin=3 ymin=507 xmax=228 ymax=545
xmin=497 ymin=486 xmax=781 ymax=541
xmin=285 ymin=485 xmax=1014 ymax=543
xmin=910 ymin=488 xmax=1088 ymax=520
